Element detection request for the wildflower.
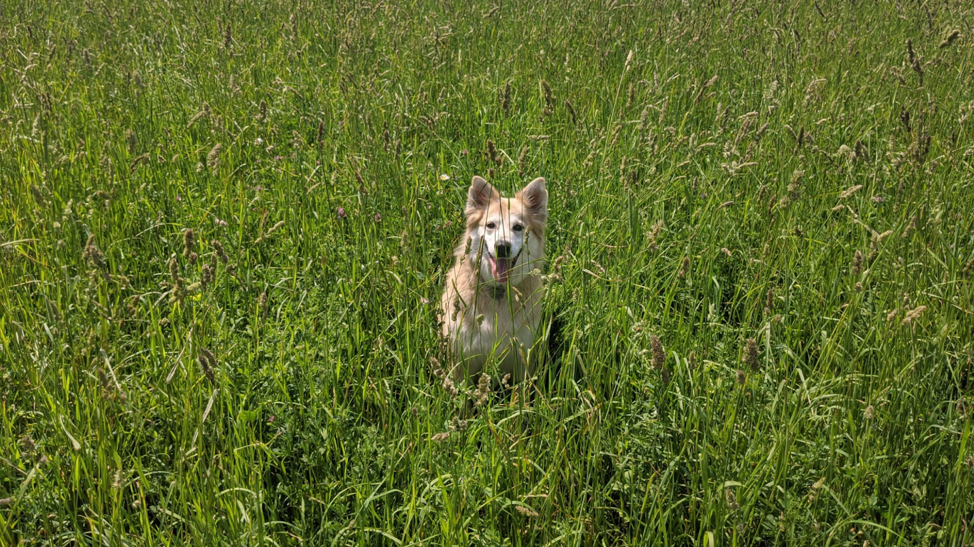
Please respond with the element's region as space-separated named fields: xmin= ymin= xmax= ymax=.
xmin=440 ymin=174 xmax=450 ymax=181
xmin=337 ymin=207 xmax=346 ymax=219
xmin=374 ymin=213 xmax=381 ymax=222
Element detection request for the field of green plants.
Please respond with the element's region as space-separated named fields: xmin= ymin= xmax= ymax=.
xmin=2 ymin=0 xmax=973 ymax=544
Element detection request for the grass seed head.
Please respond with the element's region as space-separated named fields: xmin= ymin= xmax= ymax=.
xmin=940 ymin=29 xmax=961 ymax=48
xmin=517 ymin=145 xmax=529 ymax=176
xmin=725 ymin=488 xmax=739 ymax=510
xmin=125 ymin=129 xmax=137 ymax=153
xmin=646 ymin=220 xmax=663 ymax=252
xmin=441 ymin=374 xmax=458 ymax=398
xmin=541 ymin=79 xmax=555 ymax=113
xmin=502 ymin=82 xmax=512 ymax=117
xmin=486 ymin=139 xmax=499 ymax=165
xmin=515 ymin=505 xmax=540 ymax=518
xmin=744 ymin=338 xmax=759 ymax=371
xmin=206 ymin=143 xmax=222 ymax=173
xmin=30 ymin=184 xmax=47 ymax=207
xmin=736 ymin=369 xmax=746 ymax=385
xmin=564 ymin=99 xmax=578 ymax=124
xmin=83 ymin=235 xmax=107 ymax=272
xmin=198 ymin=348 xmax=216 ymax=384
xmin=201 ymin=264 xmax=214 ymax=285
xmin=650 ymin=335 xmax=664 ymax=369
xmin=474 ymin=373 xmax=491 ymax=406
xmin=212 ymin=240 xmax=229 ymax=263
xmin=97 ymin=367 xmax=111 ymax=393
xmin=678 ymin=256 xmax=689 ymax=279
xmin=962 ymin=255 xmax=974 ymax=278
xmin=901 ymin=305 xmax=927 ymax=326
xmin=852 ymin=250 xmax=863 ymax=276
xmin=183 ymin=228 xmax=195 ymax=257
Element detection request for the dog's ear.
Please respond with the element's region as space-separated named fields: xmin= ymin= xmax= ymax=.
xmin=466 ymin=176 xmax=500 ymax=215
xmin=516 ymin=177 xmax=548 ymax=224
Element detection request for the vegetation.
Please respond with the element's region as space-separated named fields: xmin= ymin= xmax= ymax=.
xmin=1 ymin=0 xmax=973 ymax=544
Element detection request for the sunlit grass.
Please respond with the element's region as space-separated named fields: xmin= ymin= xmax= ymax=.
xmin=1 ymin=0 xmax=973 ymax=545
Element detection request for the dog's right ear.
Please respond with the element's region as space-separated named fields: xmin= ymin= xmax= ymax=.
xmin=466 ymin=176 xmax=499 ymax=216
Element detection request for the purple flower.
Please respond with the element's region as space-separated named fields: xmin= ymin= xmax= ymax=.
xmin=337 ymin=207 xmax=346 ymax=219
xmin=176 ymin=195 xmax=182 ymax=202
xmin=374 ymin=213 xmax=381 ymax=222
xmin=273 ymin=155 xmax=283 ymax=161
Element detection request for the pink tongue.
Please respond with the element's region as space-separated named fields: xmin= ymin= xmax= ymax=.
xmin=492 ymin=257 xmax=512 ymax=283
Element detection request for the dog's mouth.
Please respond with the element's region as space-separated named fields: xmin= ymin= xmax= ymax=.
xmin=488 ymin=249 xmax=521 ymax=284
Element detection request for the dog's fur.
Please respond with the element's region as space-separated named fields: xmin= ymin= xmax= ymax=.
xmin=441 ymin=176 xmax=548 ymax=384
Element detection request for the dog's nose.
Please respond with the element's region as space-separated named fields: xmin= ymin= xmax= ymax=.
xmin=495 ymin=241 xmax=512 ymax=259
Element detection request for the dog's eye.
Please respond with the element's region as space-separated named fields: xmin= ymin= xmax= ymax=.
xmin=486 ymin=222 xmax=496 ymax=229
xmin=513 ymin=224 xmax=524 ymax=232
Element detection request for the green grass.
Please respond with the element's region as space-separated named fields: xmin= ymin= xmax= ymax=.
xmin=2 ymin=0 xmax=973 ymax=544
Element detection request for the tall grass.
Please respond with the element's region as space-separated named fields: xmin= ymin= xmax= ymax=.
xmin=1 ymin=0 xmax=973 ymax=545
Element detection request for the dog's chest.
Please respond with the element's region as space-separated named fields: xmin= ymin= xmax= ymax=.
xmin=458 ymin=296 xmax=536 ymax=359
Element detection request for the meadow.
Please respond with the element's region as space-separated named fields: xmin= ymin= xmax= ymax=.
xmin=1 ymin=0 xmax=973 ymax=544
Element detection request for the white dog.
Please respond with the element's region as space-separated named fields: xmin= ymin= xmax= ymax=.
xmin=441 ymin=175 xmax=548 ymax=385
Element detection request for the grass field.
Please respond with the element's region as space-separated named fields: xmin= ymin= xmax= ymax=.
xmin=2 ymin=0 xmax=974 ymax=544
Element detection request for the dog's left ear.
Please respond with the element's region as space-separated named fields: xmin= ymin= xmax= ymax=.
xmin=516 ymin=177 xmax=548 ymax=223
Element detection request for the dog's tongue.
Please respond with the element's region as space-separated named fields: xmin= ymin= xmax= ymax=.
xmin=492 ymin=256 xmax=512 ymax=283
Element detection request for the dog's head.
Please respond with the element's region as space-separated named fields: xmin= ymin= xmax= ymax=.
xmin=464 ymin=175 xmax=548 ymax=288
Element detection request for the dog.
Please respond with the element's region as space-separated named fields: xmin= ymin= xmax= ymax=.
xmin=441 ymin=175 xmax=548 ymax=386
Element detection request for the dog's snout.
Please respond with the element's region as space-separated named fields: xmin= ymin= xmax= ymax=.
xmin=495 ymin=241 xmax=512 ymax=259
